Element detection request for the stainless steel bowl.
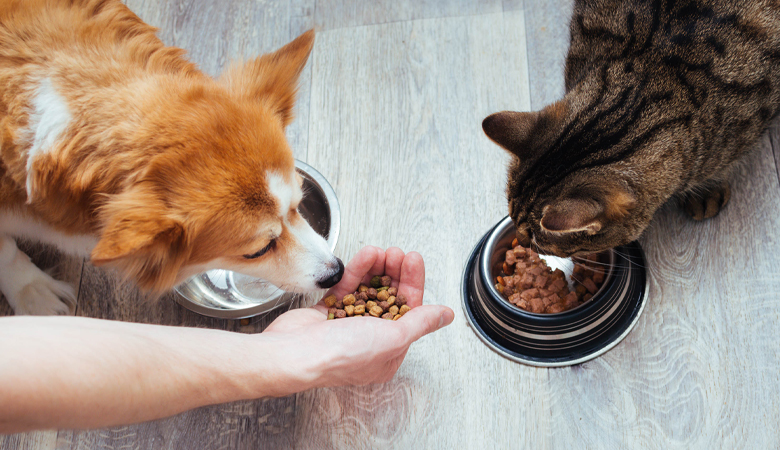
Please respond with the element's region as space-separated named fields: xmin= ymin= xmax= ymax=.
xmin=174 ymin=160 xmax=340 ymax=319
xmin=462 ymin=216 xmax=648 ymax=367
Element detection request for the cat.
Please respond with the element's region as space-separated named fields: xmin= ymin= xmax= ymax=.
xmin=482 ymin=0 xmax=780 ymax=257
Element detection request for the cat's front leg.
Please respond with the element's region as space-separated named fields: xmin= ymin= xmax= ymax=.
xmin=0 ymin=236 xmax=76 ymax=315
xmin=680 ymin=180 xmax=732 ymax=221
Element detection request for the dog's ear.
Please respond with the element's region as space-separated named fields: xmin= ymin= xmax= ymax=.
xmin=91 ymin=191 xmax=191 ymax=292
xmin=219 ymin=29 xmax=315 ymax=126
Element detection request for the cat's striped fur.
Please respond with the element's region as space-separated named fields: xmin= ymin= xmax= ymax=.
xmin=483 ymin=0 xmax=780 ymax=257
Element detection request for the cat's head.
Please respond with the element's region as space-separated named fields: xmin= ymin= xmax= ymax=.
xmin=482 ymin=99 xmax=666 ymax=257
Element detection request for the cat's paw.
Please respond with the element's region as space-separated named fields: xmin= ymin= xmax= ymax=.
xmin=682 ymin=181 xmax=731 ymax=221
xmin=10 ymin=277 xmax=76 ymax=316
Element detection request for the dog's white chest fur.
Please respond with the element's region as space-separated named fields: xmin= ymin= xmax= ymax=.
xmin=0 ymin=212 xmax=97 ymax=257
xmin=24 ymin=78 xmax=73 ymax=198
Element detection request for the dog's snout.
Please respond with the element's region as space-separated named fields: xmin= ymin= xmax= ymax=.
xmin=316 ymin=258 xmax=344 ymax=289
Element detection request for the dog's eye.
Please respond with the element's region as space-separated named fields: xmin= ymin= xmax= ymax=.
xmin=243 ymin=239 xmax=276 ymax=259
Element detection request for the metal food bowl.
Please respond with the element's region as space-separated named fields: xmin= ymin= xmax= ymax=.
xmin=174 ymin=160 xmax=340 ymax=319
xmin=462 ymin=216 xmax=648 ymax=367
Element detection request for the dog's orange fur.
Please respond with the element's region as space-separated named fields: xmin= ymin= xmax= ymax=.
xmin=0 ymin=0 xmax=316 ymax=292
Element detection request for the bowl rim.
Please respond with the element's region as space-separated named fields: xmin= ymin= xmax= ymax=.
xmin=173 ymin=159 xmax=340 ymax=319
xmin=480 ymin=216 xmax=614 ymax=318
xmin=461 ymin=225 xmax=649 ymax=367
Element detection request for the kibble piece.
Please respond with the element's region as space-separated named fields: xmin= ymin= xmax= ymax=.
xmin=366 ymin=300 xmax=377 ymax=310
xmin=370 ymin=275 xmax=383 ymax=288
xmin=399 ymin=304 xmax=411 ymax=315
xmin=335 ymin=299 xmax=344 ymax=309
xmin=327 ymin=313 xmax=335 ymax=320
xmin=583 ymin=278 xmax=598 ymax=294
xmin=367 ymin=288 xmax=378 ymax=299
xmin=335 ymin=309 xmax=347 ymax=319
xmin=592 ymin=270 xmax=605 ymax=284
xmin=386 ymin=296 xmax=396 ymax=307
xmin=381 ymin=312 xmax=394 ymax=320
xmin=376 ymin=290 xmax=390 ymax=302
xmin=380 ymin=275 xmax=392 ymax=287
xmin=369 ymin=305 xmax=383 ymax=317
xmin=342 ymin=294 xmax=356 ymax=306
xmin=392 ymin=314 xmax=401 ymax=321
xmin=328 ymin=307 xmax=337 ymax=315
xmin=356 ymin=291 xmax=369 ymax=301
xmin=344 ymin=305 xmax=355 ymax=316
xmin=546 ymin=303 xmax=565 ymax=314
xmin=387 ymin=287 xmax=398 ymax=296
xmin=395 ymin=294 xmax=408 ymax=306
xmin=378 ymin=301 xmax=389 ymax=311
xmin=355 ymin=299 xmax=366 ymax=307
xmin=358 ymin=284 xmax=369 ymax=293
xmin=323 ymin=295 xmax=337 ymax=307
xmin=354 ymin=304 xmax=366 ymax=315
xmin=389 ymin=305 xmax=399 ymax=315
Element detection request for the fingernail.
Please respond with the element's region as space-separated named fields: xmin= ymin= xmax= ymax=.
xmin=438 ymin=314 xmax=446 ymax=328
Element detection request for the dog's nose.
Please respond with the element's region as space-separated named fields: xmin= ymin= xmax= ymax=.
xmin=316 ymin=258 xmax=344 ymax=289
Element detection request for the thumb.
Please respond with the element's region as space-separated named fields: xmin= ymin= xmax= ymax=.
xmin=399 ymin=305 xmax=454 ymax=344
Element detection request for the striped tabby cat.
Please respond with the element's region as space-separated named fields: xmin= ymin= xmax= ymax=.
xmin=483 ymin=0 xmax=780 ymax=256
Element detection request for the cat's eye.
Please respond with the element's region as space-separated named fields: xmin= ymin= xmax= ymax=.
xmin=243 ymin=239 xmax=277 ymax=259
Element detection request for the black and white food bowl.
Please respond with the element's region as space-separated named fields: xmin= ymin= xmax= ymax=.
xmin=462 ymin=216 xmax=648 ymax=367
xmin=174 ymin=160 xmax=340 ymax=319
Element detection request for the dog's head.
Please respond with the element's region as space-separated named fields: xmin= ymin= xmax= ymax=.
xmin=90 ymin=30 xmax=344 ymax=294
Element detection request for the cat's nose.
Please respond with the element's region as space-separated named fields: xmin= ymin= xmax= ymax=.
xmin=516 ymin=224 xmax=532 ymax=247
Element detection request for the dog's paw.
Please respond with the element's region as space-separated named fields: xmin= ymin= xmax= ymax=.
xmin=682 ymin=181 xmax=731 ymax=221
xmin=10 ymin=276 xmax=76 ymax=316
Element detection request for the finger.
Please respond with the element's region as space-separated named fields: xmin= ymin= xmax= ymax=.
xmin=360 ymin=247 xmax=388 ymax=286
xmin=326 ymin=246 xmax=384 ymax=300
xmin=399 ymin=251 xmax=425 ymax=308
xmin=398 ymin=305 xmax=454 ymax=344
xmin=382 ymin=247 xmax=405 ymax=285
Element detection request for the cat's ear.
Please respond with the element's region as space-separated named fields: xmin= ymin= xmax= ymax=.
xmin=541 ymin=185 xmax=636 ymax=234
xmin=483 ymin=101 xmax=567 ymax=160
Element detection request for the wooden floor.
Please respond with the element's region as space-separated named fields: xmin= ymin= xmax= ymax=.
xmin=3 ymin=0 xmax=780 ymax=448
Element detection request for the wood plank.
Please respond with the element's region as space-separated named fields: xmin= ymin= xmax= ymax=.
xmin=523 ymin=0 xmax=573 ymax=110
xmin=297 ymin=10 xmax=533 ymax=449
xmin=313 ymin=0 xmax=502 ymax=31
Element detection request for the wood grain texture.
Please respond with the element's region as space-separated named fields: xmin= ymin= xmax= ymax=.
xmin=3 ymin=0 xmax=780 ymax=448
xmin=298 ymin=11 xmax=532 ymax=449
xmin=523 ymin=0 xmax=573 ymax=110
xmin=313 ymin=0 xmax=502 ymax=31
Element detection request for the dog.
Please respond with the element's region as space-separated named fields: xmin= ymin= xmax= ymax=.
xmin=0 ymin=0 xmax=344 ymax=315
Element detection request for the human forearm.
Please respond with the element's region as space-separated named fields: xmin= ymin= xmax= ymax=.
xmin=0 ymin=316 xmax=307 ymax=432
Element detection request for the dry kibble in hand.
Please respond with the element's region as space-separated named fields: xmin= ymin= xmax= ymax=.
xmin=326 ymin=274 xmax=414 ymax=320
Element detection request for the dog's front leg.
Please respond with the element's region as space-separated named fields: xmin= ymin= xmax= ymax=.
xmin=0 ymin=236 xmax=76 ymax=315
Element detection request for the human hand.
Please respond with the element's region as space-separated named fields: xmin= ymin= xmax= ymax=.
xmin=263 ymin=246 xmax=454 ymax=391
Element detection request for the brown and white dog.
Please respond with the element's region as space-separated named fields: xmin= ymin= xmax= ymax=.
xmin=0 ymin=0 xmax=343 ymax=315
